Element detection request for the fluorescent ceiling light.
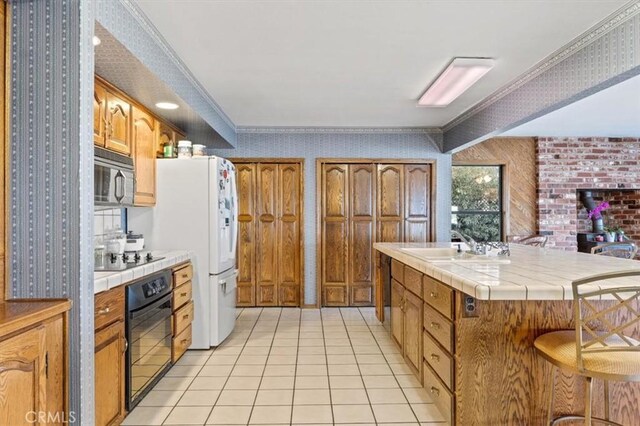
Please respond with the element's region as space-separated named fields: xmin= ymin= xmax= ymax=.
xmin=155 ymin=102 xmax=179 ymax=110
xmin=418 ymin=57 xmax=494 ymax=107
xmin=92 ymin=36 xmax=101 ymax=46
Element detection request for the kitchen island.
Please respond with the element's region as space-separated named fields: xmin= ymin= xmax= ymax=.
xmin=374 ymin=242 xmax=640 ymax=425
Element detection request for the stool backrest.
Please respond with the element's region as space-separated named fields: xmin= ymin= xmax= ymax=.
xmin=572 ymin=270 xmax=640 ymax=372
xmin=512 ymin=234 xmax=548 ymax=247
xmin=591 ymin=242 xmax=638 ymax=259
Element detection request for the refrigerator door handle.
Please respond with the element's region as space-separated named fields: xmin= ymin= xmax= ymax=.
xmin=230 ymin=166 xmax=239 ymax=257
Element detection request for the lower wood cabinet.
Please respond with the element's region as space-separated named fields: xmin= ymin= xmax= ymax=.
xmin=172 ymin=262 xmax=194 ymax=363
xmin=94 ymin=286 xmax=126 ymax=426
xmin=0 ymin=300 xmax=70 ymax=426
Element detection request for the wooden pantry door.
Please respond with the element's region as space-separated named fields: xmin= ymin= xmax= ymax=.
xmin=319 ymin=160 xmax=434 ymax=307
xmin=234 ymin=160 xmax=303 ymax=307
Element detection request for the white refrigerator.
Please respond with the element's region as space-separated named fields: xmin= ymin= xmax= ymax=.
xmin=128 ymin=156 xmax=238 ymax=348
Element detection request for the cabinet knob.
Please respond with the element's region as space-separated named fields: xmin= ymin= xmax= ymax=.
xmin=430 ymin=353 xmax=440 ymax=362
xmin=183 ymin=314 xmax=189 ymax=320
xmin=430 ymin=292 xmax=438 ymax=299
xmin=180 ymin=292 xmax=188 ymax=297
xmin=181 ymin=273 xmax=188 ymax=278
xmin=98 ymin=307 xmax=110 ymax=315
xmin=181 ymin=339 xmax=189 ymax=344
xmin=430 ymin=386 xmax=440 ymax=397
xmin=430 ymin=321 xmax=440 ymax=329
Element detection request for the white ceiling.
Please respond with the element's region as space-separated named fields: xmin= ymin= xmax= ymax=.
xmin=502 ymin=73 xmax=640 ymax=138
xmin=135 ymin=0 xmax=628 ymax=128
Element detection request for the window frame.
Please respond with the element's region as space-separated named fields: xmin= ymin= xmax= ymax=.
xmin=451 ymin=162 xmax=509 ymax=242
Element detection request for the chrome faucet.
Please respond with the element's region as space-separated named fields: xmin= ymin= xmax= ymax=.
xmin=451 ymin=230 xmax=482 ymax=254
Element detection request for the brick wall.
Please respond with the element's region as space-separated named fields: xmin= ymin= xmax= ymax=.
xmin=537 ymin=137 xmax=640 ymax=250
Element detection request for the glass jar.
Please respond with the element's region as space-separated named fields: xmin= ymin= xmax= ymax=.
xmin=163 ymin=141 xmax=175 ymax=158
xmin=177 ymin=140 xmax=193 ymax=159
xmin=192 ymin=144 xmax=206 ymax=157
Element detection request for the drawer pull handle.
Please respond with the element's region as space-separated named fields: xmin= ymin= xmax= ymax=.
xmin=430 ymin=386 xmax=440 ymax=397
xmin=98 ymin=307 xmax=110 ymax=315
xmin=430 ymin=292 xmax=438 ymax=299
xmin=182 ymin=314 xmax=190 ymax=320
xmin=430 ymin=322 xmax=441 ymax=329
xmin=180 ymin=292 xmax=188 ymax=297
xmin=181 ymin=339 xmax=189 ymax=344
xmin=430 ymin=353 xmax=440 ymax=362
xmin=181 ymin=273 xmax=188 ymax=278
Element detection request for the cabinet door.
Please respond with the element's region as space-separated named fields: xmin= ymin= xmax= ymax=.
xmin=105 ymin=91 xmax=131 ymax=155
xmin=277 ymin=163 xmax=301 ymax=306
xmin=157 ymin=122 xmax=174 ymax=158
xmin=0 ymin=325 xmax=47 ymax=426
xmin=377 ymin=164 xmax=404 ymax=243
xmin=349 ymin=164 xmax=375 ymax=306
xmin=403 ymin=290 xmax=423 ymax=377
xmin=322 ymin=164 xmax=349 ymax=306
xmin=236 ymin=163 xmax=257 ymax=306
xmin=256 ymin=164 xmax=278 ymax=306
xmin=390 ymin=279 xmax=404 ymax=349
xmin=404 ymin=164 xmax=431 ymax=242
xmin=95 ymin=320 xmax=126 ymax=426
xmin=132 ymin=107 xmax=156 ymax=206
xmin=94 ymin=81 xmax=107 ymax=147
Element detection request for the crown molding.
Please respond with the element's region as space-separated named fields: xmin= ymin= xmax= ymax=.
xmin=236 ymin=126 xmax=443 ymax=135
xmin=443 ymin=0 xmax=640 ymax=132
xmin=118 ymin=0 xmax=237 ymax=131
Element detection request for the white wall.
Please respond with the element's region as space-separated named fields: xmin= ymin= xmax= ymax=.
xmin=211 ymin=130 xmax=452 ymax=305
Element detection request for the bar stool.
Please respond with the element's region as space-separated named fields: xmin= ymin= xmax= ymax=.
xmin=591 ymin=242 xmax=638 ymax=259
xmin=534 ymin=270 xmax=640 ymax=425
xmin=512 ymin=234 xmax=548 ymax=247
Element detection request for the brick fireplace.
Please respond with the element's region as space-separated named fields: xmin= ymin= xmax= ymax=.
xmin=537 ymin=137 xmax=640 ymax=250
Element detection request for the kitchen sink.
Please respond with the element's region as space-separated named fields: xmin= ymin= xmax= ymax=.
xmin=399 ymin=247 xmax=511 ymax=264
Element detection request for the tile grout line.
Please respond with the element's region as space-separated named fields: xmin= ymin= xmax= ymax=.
xmin=321 ymin=308 xmax=335 ymax=425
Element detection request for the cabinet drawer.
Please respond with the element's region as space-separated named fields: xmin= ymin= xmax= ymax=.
xmin=423 ymin=361 xmax=453 ymax=425
xmin=173 ymin=263 xmax=193 ymax=288
xmin=423 ymin=303 xmax=454 ymax=353
xmin=404 ymin=266 xmax=423 ymax=298
xmin=173 ymin=281 xmax=192 ymax=311
xmin=423 ymin=275 xmax=453 ymax=320
xmin=172 ymin=324 xmax=192 ymax=363
xmin=391 ymin=259 xmax=404 ymax=283
xmin=423 ymin=331 xmax=454 ymax=390
xmin=174 ymin=300 xmax=194 ymax=336
xmin=94 ymin=286 xmax=125 ymax=331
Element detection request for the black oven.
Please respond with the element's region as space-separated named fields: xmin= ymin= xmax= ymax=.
xmin=125 ymin=270 xmax=173 ymax=410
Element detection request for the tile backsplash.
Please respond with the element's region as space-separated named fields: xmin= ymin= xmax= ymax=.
xmin=94 ymin=208 xmax=125 ymax=237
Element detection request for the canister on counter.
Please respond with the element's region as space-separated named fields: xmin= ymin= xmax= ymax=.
xmin=193 ymin=144 xmax=206 ymax=157
xmin=177 ymin=140 xmax=193 ymax=158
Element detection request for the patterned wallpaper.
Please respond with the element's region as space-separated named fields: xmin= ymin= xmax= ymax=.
xmin=444 ymin=3 xmax=640 ymax=152
xmin=9 ymin=0 xmax=95 ymax=421
xmin=211 ymin=130 xmax=451 ymax=305
xmin=95 ymin=0 xmax=237 ymax=146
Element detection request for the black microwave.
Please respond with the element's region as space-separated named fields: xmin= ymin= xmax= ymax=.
xmin=94 ymin=147 xmax=135 ymax=207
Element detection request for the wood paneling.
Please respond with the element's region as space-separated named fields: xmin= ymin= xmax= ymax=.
xmin=453 ymin=137 xmax=537 ymax=237
xmin=319 ymin=160 xmax=433 ymax=307
xmin=132 ymin=107 xmax=156 ymax=206
xmin=236 ymin=164 xmax=256 ymax=306
xmin=257 ymin=164 xmax=278 ymax=306
xmin=234 ymin=160 xmax=303 ymax=307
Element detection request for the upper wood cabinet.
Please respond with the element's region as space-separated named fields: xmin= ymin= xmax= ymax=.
xmin=132 ymin=107 xmax=156 ymax=206
xmin=93 ymin=82 xmax=107 ymax=147
xmin=105 ymin=92 xmax=132 ymax=156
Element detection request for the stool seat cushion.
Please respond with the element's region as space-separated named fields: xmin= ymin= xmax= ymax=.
xmin=534 ymin=330 xmax=640 ymax=381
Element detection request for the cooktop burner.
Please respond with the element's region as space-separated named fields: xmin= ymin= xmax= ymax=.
xmin=95 ymin=251 xmax=165 ymax=272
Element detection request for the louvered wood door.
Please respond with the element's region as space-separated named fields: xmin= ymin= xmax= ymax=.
xmin=322 ymin=164 xmax=350 ymax=306
xmin=236 ymin=164 xmax=257 ymax=306
xmin=404 ymin=164 xmax=431 ymax=242
xmin=257 ymin=163 xmax=279 ymax=306
xmin=278 ymin=164 xmax=302 ymax=306
xmin=349 ymin=164 xmax=375 ymax=306
xmin=377 ymin=164 xmax=404 ymax=243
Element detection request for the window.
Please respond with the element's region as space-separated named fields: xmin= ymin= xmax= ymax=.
xmin=451 ymin=165 xmax=503 ymax=242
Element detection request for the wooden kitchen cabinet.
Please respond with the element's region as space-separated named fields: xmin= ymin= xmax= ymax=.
xmin=0 ymin=300 xmax=70 ymax=426
xmin=132 ymin=107 xmax=157 ymax=206
xmin=94 ymin=81 xmax=107 ymax=147
xmin=157 ymin=122 xmax=173 ymax=157
xmin=105 ymin=91 xmax=132 ymax=156
xmin=94 ymin=286 xmax=126 ymax=426
xmin=95 ymin=320 xmax=126 ymax=426
xmin=390 ymin=278 xmax=404 ymax=348
xmin=403 ymin=289 xmax=423 ymax=374
xmin=172 ymin=262 xmax=194 ymax=363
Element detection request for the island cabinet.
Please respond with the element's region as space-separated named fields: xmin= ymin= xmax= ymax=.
xmin=172 ymin=262 xmax=194 ymax=362
xmin=390 ymin=259 xmax=423 ymax=378
xmin=94 ymin=286 xmax=126 ymax=426
xmin=0 ymin=300 xmax=71 ymax=426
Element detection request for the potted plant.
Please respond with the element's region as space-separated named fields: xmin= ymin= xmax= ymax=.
xmin=604 ymin=224 xmax=621 ymax=242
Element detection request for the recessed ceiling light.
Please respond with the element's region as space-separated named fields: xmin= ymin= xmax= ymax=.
xmin=155 ymin=102 xmax=179 ymax=110
xmin=418 ymin=57 xmax=495 ymax=107
xmin=92 ymin=36 xmax=101 ymax=46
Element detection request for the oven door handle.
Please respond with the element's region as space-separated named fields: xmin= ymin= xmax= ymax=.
xmin=129 ymin=293 xmax=172 ymax=319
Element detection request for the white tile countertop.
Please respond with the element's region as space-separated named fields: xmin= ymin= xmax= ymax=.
xmin=94 ymin=250 xmax=193 ymax=294
xmin=374 ymin=242 xmax=640 ymax=301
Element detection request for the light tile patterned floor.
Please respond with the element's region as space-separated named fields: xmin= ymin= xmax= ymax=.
xmin=123 ymin=307 xmax=446 ymax=425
